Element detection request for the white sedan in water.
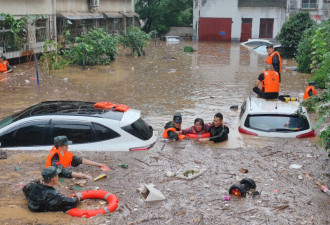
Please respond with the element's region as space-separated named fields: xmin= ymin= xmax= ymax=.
xmin=238 ymin=97 xmax=315 ymax=138
xmin=0 ymin=101 xmax=157 ymax=151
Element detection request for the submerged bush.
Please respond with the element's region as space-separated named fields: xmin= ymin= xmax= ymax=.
xmin=296 ymin=25 xmax=318 ymax=73
xmin=120 ymin=26 xmax=152 ymax=56
xmin=64 ymin=28 xmax=119 ymax=66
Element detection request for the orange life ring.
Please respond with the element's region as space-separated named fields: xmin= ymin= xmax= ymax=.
xmin=94 ymin=102 xmax=116 ymax=109
xmin=67 ymin=190 xmax=119 ymax=218
xmin=186 ymin=133 xmax=210 ymax=139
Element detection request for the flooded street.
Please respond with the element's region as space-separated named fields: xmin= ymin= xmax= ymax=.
xmin=0 ymin=41 xmax=329 ymax=224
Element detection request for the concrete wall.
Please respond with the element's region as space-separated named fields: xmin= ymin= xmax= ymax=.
xmin=166 ymin=27 xmax=193 ymax=39
xmin=56 ymin=0 xmax=89 ymax=12
xmin=288 ymin=0 xmax=329 ymax=23
xmin=194 ymin=0 xmax=286 ymax=41
xmin=0 ymin=0 xmax=52 ymax=16
xmin=100 ymin=0 xmax=134 ymax=12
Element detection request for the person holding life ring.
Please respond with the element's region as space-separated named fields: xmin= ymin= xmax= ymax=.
xmin=23 ymin=166 xmax=81 ymax=212
xmin=179 ymin=118 xmax=211 ymax=138
xmin=199 ymin=113 xmax=229 ymax=143
xmin=163 ymin=113 xmax=186 ymax=141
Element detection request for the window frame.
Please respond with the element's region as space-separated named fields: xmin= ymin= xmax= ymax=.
xmin=301 ymin=0 xmax=318 ymax=9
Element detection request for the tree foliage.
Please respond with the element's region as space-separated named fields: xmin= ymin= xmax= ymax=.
xmin=302 ymin=90 xmax=330 ymax=154
xmin=119 ymin=26 xmax=152 ymax=56
xmin=135 ymin=0 xmax=193 ymax=35
xmin=276 ymin=12 xmax=315 ymax=58
xmin=64 ymin=28 xmax=119 ymax=66
xmin=296 ymin=25 xmax=317 ymax=73
xmin=41 ymin=40 xmax=69 ymax=75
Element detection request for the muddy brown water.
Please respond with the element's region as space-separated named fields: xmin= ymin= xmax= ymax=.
xmin=0 ymin=42 xmax=329 ymax=224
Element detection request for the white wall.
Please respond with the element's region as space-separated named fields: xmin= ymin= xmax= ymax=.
xmin=195 ymin=0 xmax=286 ymax=41
xmin=0 ymin=0 xmax=51 ymax=16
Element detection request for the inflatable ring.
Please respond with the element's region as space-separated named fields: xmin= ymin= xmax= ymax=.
xmin=67 ymin=190 xmax=119 ymax=218
xmin=186 ymin=133 xmax=210 ymax=139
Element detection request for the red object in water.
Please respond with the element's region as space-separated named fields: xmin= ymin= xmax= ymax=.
xmin=238 ymin=127 xmax=258 ymax=136
xmin=296 ymin=130 xmax=315 ymax=138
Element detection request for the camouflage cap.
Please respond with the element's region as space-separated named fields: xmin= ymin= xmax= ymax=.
xmin=54 ymin=136 xmax=72 ymax=147
xmin=42 ymin=166 xmax=61 ymax=180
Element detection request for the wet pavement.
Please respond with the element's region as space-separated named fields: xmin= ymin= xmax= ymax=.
xmin=0 ymin=41 xmax=329 ymax=224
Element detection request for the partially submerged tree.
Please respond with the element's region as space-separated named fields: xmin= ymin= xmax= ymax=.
xmin=119 ymin=26 xmax=152 ymax=56
xmin=276 ymin=12 xmax=315 ymax=58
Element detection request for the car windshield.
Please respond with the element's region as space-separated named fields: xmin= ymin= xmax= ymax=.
xmin=244 ymin=114 xmax=310 ymax=132
xmin=0 ymin=116 xmax=14 ymax=129
xmin=122 ymin=118 xmax=153 ymax=140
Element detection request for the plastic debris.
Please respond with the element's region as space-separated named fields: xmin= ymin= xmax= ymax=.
xmin=119 ymin=164 xmax=128 ymax=169
xmin=94 ymin=174 xmax=107 ymax=182
xmin=289 ymin=164 xmax=302 ymax=169
xmin=15 ymin=166 xmax=21 ymax=171
xmin=165 ymin=171 xmax=175 ymax=177
xmin=223 ymin=196 xmax=231 ymax=201
xmin=298 ymin=175 xmax=303 ymax=180
xmin=321 ymin=186 xmax=330 ymax=195
xmin=139 ymin=183 xmax=165 ymax=202
xmin=175 ymin=167 xmax=207 ymax=180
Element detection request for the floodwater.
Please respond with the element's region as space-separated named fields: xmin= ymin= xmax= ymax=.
xmin=1 ymin=41 xmax=329 ymax=225
xmin=0 ymin=41 xmax=313 ymax=148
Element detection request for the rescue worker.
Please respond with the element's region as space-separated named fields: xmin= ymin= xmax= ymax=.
xmin=253 ymin=64 xmax=280 ymax=99
xmin=23 ymin=166 xmax=80 ymax=212
xmin=199 ymin=113 xmax=229 ymax=143
xmin=303 ymin=82 xmax=317 ymax=99
xmin=163 ymin=113 xmax=186 ymax=141
xmin=45 ymin=136 xmax=110 ymax=180
xmin=0 ymin=56 xmax=12 ymax=73
xmin=266 ymin=44 xmax=282 ymax=82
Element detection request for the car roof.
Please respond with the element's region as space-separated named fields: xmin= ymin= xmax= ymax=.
xmin=246 ymin=97 xmax=306 ymax=115
xmin=4 ymin=101 xmax=140 ymax=124
xmin=241 ymin=39 xmax=271 ymax=44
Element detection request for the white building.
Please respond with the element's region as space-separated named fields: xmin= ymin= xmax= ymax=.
xmin=193 ymin=0 xmax=329 ymax=42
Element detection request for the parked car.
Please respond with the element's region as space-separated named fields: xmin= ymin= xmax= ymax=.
xmin=251 ymin=44 xmax=282 ymax=55
xmin=238 ymin=97 xmax=315 ymax=138
xmin=240 ymin=39 xmax=281 ymax=52
xmin=0 ymin=101 xmax=157 ymax=151
xmin=161 ymin=36 xmax=183 ymax=43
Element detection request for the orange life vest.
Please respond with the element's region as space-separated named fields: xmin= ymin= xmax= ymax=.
xmin=94 ymin=102 xmax=129 ymax=112
xmin=0 ymin=62 xmax=7 ymax=73
xmin=45 ymin=146 xmax=74 ymax=168
xmin=163 ymin=127 xmax=186 ymax=140
xmin=303 ymin=86 xmax=317 ymax=99
xmin=266 ymin=51 xmax=282 ymax=73
xmin=261 ymin=71 xmax=279 ymax=93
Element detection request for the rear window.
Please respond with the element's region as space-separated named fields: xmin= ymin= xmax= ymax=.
xmin=244 ymin=114 xmax=310 ymax=132
xmin=122 ymin=119 xmax=153 ymax=140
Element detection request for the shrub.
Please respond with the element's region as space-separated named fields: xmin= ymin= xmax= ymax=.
xmin=296 ymin=25 xmax=318 ymax=73
xmin=64 ymin=28 xmax=119 ymax=66
xmin=310 ymin=52 xmax=330 ymax=88
xmin=276 ymin=12 xmax=315 ymax=58
xmin=120 ymin=26 xmax=152 ymax=56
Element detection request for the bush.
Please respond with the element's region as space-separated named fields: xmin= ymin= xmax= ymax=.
xmin=64 ymin=28 xmax=119 ymax=66
xmin=120 ymin=26 xmax=152 ymax=56
xmin=276 ymin=12 xmax=315 ymax=58
xmin=296 ymin=25 xmax=318 ymax=73
xmin=311 ymin=52 xmax=330 ymax=88
xmin=311 ymin=20 xmax=330 ymax=73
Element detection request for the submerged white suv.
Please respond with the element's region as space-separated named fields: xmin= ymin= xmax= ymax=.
xmin=0 ymin=101 xmax=157 ymax=151
xmin=238 ymin=97 xmax=315 ymax=138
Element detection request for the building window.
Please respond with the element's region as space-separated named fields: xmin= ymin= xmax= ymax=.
xmin=302 ymin=0 xmax=318 ymax=9
xmin=259 ymin=18 xmax=274 ymax=38
xmin=36 ymin=19 xmax=47 ymax=42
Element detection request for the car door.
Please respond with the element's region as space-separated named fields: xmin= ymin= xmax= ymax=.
xmin=0 ymin=119 xmax=50 ymax=147
xmin=49 ymin=119 xmax=102 ymax=151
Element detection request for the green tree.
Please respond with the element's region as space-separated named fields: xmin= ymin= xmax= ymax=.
xmin=135 ymin=0 xmax=193 ymax=35
xmin=119 ymin=26 xmax=152 ymax=56
xmin=64 ymin=28 xmax=119 ymax=66
xmin=276 ymin=12 xmax=315 ymax=58
xmin=296 ymin=25 xmax=318 ymax=73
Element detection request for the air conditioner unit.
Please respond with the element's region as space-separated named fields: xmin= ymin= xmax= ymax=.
xmin=90 ymin=0 xmax=99 ymax=7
